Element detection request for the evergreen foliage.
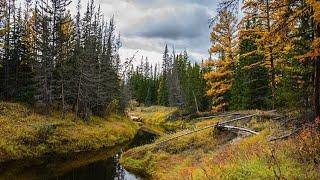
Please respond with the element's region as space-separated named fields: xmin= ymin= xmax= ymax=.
xmin=128 ymin=46 xmax=210 ymax=113
xmin=204 ymin=0 xmax=320 ymax=118
xmin=0 ymin=0 xmax=121 ymax=120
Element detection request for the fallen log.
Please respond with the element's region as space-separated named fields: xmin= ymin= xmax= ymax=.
xmin=153 ymin=114 xmax=260 ymax=145
xmin=217 ymin=114 xmax=256 ymax=126
xmin=269 ymin=128 xmax=301 ymax=142
xmin=129 ymin=115 xmax=143 ymax=122
xmin=195 ymin=113 xmax=241 ymax=120
xmin=128 ymin=114 xmax=261 ymax=155
xmin=216 ymin=125 xmax=258 ymax=135
xmin=154 ymin=125 xmax=215 ymax=146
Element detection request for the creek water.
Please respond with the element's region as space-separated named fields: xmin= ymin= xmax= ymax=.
xmin=0 ymin=146 xmax=140 ymax=180
xmin=0 ymin=127 xmax=158 ymax=180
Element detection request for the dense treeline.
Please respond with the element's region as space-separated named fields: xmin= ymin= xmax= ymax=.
xmin=1 ymin=0 xmax=320 ymax=120
xmin=128 ymin=46 xmax=210 ymax=113
xmin=205 ymin=0 xmax=320 ymax=119
xmin=0 ymin=0 xmax=121 ymax=120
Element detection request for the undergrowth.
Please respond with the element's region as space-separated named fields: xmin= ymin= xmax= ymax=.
xmin=121 ymin=116 xmax=320 ymax=179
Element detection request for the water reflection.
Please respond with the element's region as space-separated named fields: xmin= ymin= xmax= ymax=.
xmin=0 ymin=127 xmax=161 ymax=180
xmin=0 ymin=147 xmax=141 ymax=180
xmin=50 ymin=152 xmax=141 ymax=180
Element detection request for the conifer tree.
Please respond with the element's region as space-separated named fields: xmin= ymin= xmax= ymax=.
xmin=33 ymin=0 xmax=54 ymax=109
xmin=231 ymin=20 xmax=271 ymax=110
xmin=205 ymin=9 xmax=237 ymax=112
xmin=157 ymin=45 xmax=170 ymax=106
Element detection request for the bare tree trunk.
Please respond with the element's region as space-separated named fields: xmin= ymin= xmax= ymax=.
xmin=314 ymin=23 xmax=320 ymax=120
xmin=266 ymin=0 xmax=276 ymax=109
xmin=314 ymin=60 xmax=319 ymax=118
xmin=4 ymin=0 xmax=10 ymax=100
xmin=75 ymin=76 xmax=81 ymax=120
xmin=61 ymin=77 xmax=65 ymax=119
xmin=192 ymin=90 xmax=199 ymax=113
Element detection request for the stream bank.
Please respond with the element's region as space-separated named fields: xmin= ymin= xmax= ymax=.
xmin=121 ymin=109 xmax=320 ymax=179
xmin=0 ymin=125 xmax=162 ymax=179
xmin=0 ymin=103 xmax=138 ymax=163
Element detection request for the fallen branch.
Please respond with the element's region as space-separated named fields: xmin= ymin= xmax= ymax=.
xmin=269 ymin=128 xmax=301 ymax=142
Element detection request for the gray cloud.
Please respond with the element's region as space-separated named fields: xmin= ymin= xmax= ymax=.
xmin=134 ymin=0 xmax=214 ymax=8
xmin=90 ymin=0 xmax=216 ymax=63
xmin=126 ymin=5 xmax=210 ymax=40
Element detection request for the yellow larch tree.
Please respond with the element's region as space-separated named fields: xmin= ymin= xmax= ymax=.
xmin=204 ymin=9 xmax=237 ymax=112
xmin=269 ymin=0 xmax=320 ymax=118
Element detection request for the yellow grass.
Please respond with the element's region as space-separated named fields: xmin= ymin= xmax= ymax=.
xmin=121 ymin=115 xmax=320 ymax=179
xmin=0 ymin=102 xmax=138 ymax=162
xmin=129 ymin=106 xmax=179 ymax=124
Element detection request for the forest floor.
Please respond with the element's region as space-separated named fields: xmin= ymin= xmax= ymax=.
xmin=121 ymin=106 xmax=320 ymax=179
xmin=0 ymin=102 xmax=138 ymax=163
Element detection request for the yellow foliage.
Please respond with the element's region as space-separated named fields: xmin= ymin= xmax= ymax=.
xmin=205 ymin=9 xmax=237 ymax=112
xmin=307 ymin=0 xmax=320 ymax=21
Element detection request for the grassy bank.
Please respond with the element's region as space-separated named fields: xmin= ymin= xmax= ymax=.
xmin=128 ymin=106 xmax=189 ymax=133
xmin=121 ymin=111 xmax=320 ymax=179
xmin=0 ymin=102 xmax=138 ymax=163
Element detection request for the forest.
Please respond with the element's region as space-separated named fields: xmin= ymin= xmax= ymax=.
xmin=0 ymin=0 xmax=320 ymax=179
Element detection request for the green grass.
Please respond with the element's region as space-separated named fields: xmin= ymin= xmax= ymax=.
xmin=0 ymin=102 xmax=138 ymax=162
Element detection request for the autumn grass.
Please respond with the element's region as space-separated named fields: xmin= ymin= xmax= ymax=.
xmin=0 ymin=102 xmax=138 ymax=163
xmin=121 ymin=115 xmax=320 ymax=179
xmin=129 ymin=106 xmax=179 ymax=124
xmin=129 ymin=106 xmax=189 ymax=133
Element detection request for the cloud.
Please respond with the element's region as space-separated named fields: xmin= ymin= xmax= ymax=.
xmin=126 ymin=4 xmax=210 ymax=40
xmin=72 ymin=0 xmax=216 ymax=64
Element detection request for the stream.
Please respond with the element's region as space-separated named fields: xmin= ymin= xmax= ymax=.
xmin=0 ymin=127 xmax=158 ymax=180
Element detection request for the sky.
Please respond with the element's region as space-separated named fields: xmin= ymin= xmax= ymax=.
xmin=71 ymin=0 xmax=217 ymax=65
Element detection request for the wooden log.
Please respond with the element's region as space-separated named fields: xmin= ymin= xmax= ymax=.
xmin=269 ymin=128 xmax=301 ymax=141
xmin=217 ymin=114 xmax=256 ymax=126
xmin=217 ymin=125 xmax=258 ymax=135
xmin=130 ymin=116 xmax=142 ymax=122
xmin=195 ymin=113 xmax=240 ymax=120
xmin=153 ymin=125 xmax=215 ymax=146
xmin=129 ymin=114 xmax=263 ymax=155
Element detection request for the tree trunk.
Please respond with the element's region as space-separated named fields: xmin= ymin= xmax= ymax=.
xmin=192 ymin=90 xmax=199 ymax=113
xmin=75 ymin=76 xmax=81 ymax=120
xmin=266 ymin=0 xmax=276 ymax=109
xmin=61 ymin=77 xmax=65 ymax=119
xmin=315 ymin=23 xmax=320 ymax=119
xmin=4 ymin=0 xmax=10 ymax=100
xmin=315 ymin=58 xmax=320 ymax=119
